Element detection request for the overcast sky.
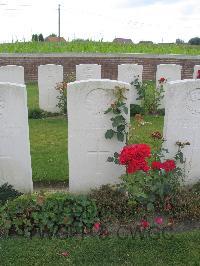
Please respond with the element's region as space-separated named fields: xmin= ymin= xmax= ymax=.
xmin=0 ymin=0 xmax=199 ymax=43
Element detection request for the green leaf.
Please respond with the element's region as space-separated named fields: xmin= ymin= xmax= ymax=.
xmin=117 ymin=132 xmax=124 ymax=142
xmin=123 ymin=106 xmax=128 ymax=115
xmin=105 ymin=129 xmax=115 ymax=139
xmin=114 ymin=152 xmax=119 ymax=158
xmin=113 ymin=108 xmax=121 ymax=114
xmin=147 ymin=202 xmax=154 ymax=211
xmin=112 ymin=115 xmax=125 ymax=127
xmin=104 ymin=107 xmax=112 ymax=114
xmin=107 ymin=157 xmax=114 ymax=162
xmin=117 ymin=125 xmax=125 ymax=132
xmin=114 ymin=158 xmax=119 ymax=164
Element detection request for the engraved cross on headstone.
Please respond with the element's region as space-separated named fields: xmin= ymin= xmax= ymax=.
xmin=87 ymin=137 xmax=110 ymax=177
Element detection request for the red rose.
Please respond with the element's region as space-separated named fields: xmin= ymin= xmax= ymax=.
xmin=151 ymin=161 xmax=163 ymax=170
xmin=162 ymin=160 xmax=176 ymax=172
xmin=159 ymin=77 xmax=166 ymax=83
xmin=127 ymin=159 xmax=150 ymax=174
xmin=119 ymin=144 xmax=151 ymax=165
xmin=151 ymin=160 xmax=176 ymax=172
xmin=154 ymin=217 xmax=163 ymax=225
xmin=140 ymin=219 xmax=150 ymax=229
xmin=93 ymin=222 xmax=101 ymax=231
xmin=119 ymin=144 xmax=151 ymax=174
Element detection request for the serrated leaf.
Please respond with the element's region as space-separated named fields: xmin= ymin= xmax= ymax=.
xmin=112 ymin=115 xmax=125 ymax=127
xmin=117 ymin=124 xmax=125 ymax=132
xmin=117 ymin=132 xmax=124 ymax=142
xmin=105 ymin=129 xmax=115 ymax=139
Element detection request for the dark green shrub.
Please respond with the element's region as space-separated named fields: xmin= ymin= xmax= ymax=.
xmin=0 ymin=183 xmax=22 ymax=205
xmin=89 ymin=185 xmax=135 ymax=222
xmin=130 ymin=104 xmax=145 ymax=116
xmin=0 ymin=193 xmax=98 ymax=238
xmin=188 ymin=37 xmax=200 ymax=45
xmin=157 ymin=108 xmax=165 ymax=116
xmin=28 ymin=108 xmax=60 ymax=119
xmin=28 ymin=108 xmax=44 ymax=119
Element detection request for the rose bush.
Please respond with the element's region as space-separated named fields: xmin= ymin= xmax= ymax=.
xmin=118 ymin=142 xmax=183 ymax=214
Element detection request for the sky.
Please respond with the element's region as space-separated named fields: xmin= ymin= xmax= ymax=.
xmin=0 ymin=0 xmax=199 ymax=43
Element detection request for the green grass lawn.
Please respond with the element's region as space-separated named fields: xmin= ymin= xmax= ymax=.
xmin=29 ymin=118 xmax=68 ymax=182
xmin=26 ymin=83 xmax=164 ymax=183
xmin=0 ymin=41 xmax=200 ymax=55
xmin=0 ymin=230 xmax=200 ymax=265
xmin=27 ymin=82 xmax=39 ymax=109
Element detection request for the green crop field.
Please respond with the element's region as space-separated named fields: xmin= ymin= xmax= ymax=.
xmin=0 ymin=41 xmax=200 ymax=55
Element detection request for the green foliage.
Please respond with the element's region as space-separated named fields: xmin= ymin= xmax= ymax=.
xmin=0 ymin=193 xmax=98 ymax=238
xmin=105 ymin=86 xmax=128 ymax=143
xmin=89 ymin=185 xmax=134 ymax=222
xmin=32 ymin=34 xmax=44 ymax=42
xmin=31 ymin=34 xmax=38 ymax=42
xmin=176 ymin=38 xmax=184 ymax=44
xmin=130 ymin=104 xmax=145 ymax=116
xmin=56 ymin=72 xmax=75 ymax=114
xmin=28 ymin=108 xmax=43 ymax=119
xmin=0 ymin=41 xmax=200 ymax=55
xmin=38 ymin=34 xmax=44 ymax=42
xmin=188 ymin=37 xmax=200 ymax=45
xmin=28 ymin=108 xmax=59 ymax=119
xmin=131 ymin=79 xmax=164 ymax=114
xmin=0 ymin=183 xmax=22 ymax=205
xmin=121 ymin=146 xmax=184 ymax=213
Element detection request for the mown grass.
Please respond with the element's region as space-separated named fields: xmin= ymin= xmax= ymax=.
xmin=29 ymin=118 xmax=68 ymax=182
xmin=26 ymin=82 xmax=39 ymax=109
xmin=26 ymin=83 xmax=164 ymax=183
xmin=0 ymin=41 xmax=200 ymax=55
xmin=0 ymin=230 xmax=200 ymax=265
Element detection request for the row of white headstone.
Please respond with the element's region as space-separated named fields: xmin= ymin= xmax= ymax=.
xmin=0 ymin=64 xmax=200 ymax=112
xmin=0 ymin=67 xmax=200 ymax=193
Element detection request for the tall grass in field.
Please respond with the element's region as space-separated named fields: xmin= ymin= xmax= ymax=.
xmin=0 ymin=41 xmax=199 ymax=55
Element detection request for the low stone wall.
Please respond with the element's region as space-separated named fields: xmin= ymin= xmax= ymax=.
xmin=0 ymin=53 xmax=199 ymax=82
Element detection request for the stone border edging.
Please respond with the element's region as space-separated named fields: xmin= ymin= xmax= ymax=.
xmin=0 ymin=52 xmax=199 ymax=60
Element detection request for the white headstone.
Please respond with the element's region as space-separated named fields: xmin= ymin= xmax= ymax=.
xmin=0 ymin=82 xmax=32 ymax=193
xmin=67 ymin=79 xmax=130 ymax=193
xmin=76 ymin=64 xmax=101 ymax=81
xmin=193 ymin=65 xmax=200 ymax=79
xmin=38 ymin=64 xmax=63 ymax=113
xmin=0 ymin=65 xmax=24 ymax=84
xmin=118 ymin=64 xmax=143 ymax=104
xmin=156 ymin=64 xmax=182 ymax=108
xmin=163 ymin=79 xmax=200 ymax=185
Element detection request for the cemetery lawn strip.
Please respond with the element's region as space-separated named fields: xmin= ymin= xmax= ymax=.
xmin=29 ymin=117 xmax=68 ymax=182
xmin=129 ymin=115 xmax=164 ymax=149
xmin=0 ymin=41 xmax=200 ymax=55
xmin=0 ymin=230 xmax=200 ymax=265
xmin=26 ymin=82 xmax=39 ymax=109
